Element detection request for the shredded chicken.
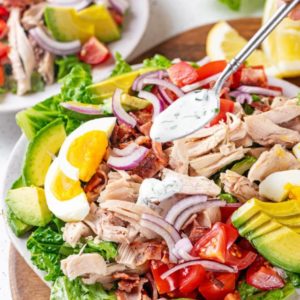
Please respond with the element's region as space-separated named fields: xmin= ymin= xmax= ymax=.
xmin=8 ymin=8 xmax=36 ymax=95
xmin=99 ymin=171 xmax=142 ymax=203
xmin=62 ymin=222 xmax=92 ymax=247
xmin=22 ymin=3 xmax=46 ymax=30
xmin=168 ymin=138 xmax=189 ymax=174
xmin=161 ymin=168 xmax=221 ymax=196
xmin=248 ymin=144 xmax=300 ymax=182
xmin=221 ymin=170 xmax=260 ymax=202
xmin=116 ymin=278 xmax=148 ymax=300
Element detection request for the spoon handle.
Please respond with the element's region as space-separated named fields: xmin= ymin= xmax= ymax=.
xmin=214 ymin=0 xmax=300 ymax=94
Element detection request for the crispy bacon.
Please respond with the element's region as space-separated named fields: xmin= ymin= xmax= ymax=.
xmin=139 ymin=121 xmax=152 ymax=137
xmin=111 ymin=123 xmax=139 ymax=147
xmin=152 ymin=141 xmax=169 ymax=165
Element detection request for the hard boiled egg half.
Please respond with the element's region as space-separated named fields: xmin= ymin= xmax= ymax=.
xmin=58 ymin=118 xmax=116 ymax=182
xmin=44 ymin=117 xmax=116 ymax=222
xmin=259 ymin=170 xmax=300 ymax=202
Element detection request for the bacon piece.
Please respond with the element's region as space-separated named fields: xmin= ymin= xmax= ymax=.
xmin=111 ymin=123 xmax=139 ymax=147
xmin=152 ymin=141 xmax=169 ymax=165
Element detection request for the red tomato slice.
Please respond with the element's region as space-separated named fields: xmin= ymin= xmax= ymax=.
xmin=179 ymin=265 xmax=206 ymax=294
xmin=168 ymin=61 xmax=199 ymax=87
xmin=192 ymin=222 xmax=227 ymax=263
xmin=197 ymin=60 xmax=227 ymax=81
xmin=0 ymin=42 xmax=9 ymax=64
xmin=221 ymin=206 xmax=239 ymax=223
xmin=168 ymin=289 xmax=198 ymax=299
xmin=0 ymin=19 xmax=8 ymax=39
xmin=226 ymin=244 xmax=257 ymax=270
xmin=210 ymin=99 xmax=235 ymax=126
xmin=0 ymin=65 xmax=4 ymax=86
xmin=198 ymin=273 xmax=237 ymax=300
xmin=224 ymin=223 xmax=239 ymax=250
xmin=150 ymin=261 xmax=179 ymax=294
xmin=109 ymin=8 xmax=124 ymax=25
xmin=246 ymin=257 xmax=284 ymax=291
xmin=79 ymin=37 xmax=110 ymax=65
xmin=240 ymin=66 xmax=267 ymax=87
xmin=0 ymin=6 xmax=9 ymax=21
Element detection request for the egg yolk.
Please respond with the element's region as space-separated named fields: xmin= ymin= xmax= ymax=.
xmin=51 ymin=169 xmax=82 ymax=201
xmin=67 ymin=131 xmax=108 ymax=182
xmin=285 ymin=183 xmax=300 ymax=201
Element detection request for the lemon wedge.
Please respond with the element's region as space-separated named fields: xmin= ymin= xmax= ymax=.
xmin=206 ymin=21 xmax=281 ymax=77
xmin=263 ymin=0 xmax=300 ymax=77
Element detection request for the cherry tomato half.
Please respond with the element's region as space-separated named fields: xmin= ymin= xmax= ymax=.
xmin=197 ymin=60 xmax=227 ymax=81
xmin=179 ymin=265 xmax=206 ymax=294
xmin=210 ymin=99 xmax=235 ymax=126
xmin=168 ymin=61 xmax=199 ymax=87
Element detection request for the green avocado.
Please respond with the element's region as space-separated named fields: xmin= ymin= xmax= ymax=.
xmin=77 ymin=5 xmax=120 ymax=43
xmin=247 ymin=219 xmax=282 ymax=240
xmin=44 ymin=6 xmax=94 ymax=42
xmin=88 ymin=68 xmax=157 ymax=102
xmin=238 ymin=212 xmax=270 ymax=237
xmin=6 ymin=187 xmax=52 ymax=227
xmin=6 ymin=207 xmax=32 ymax=237
xmin=22 ymin=119 xmax=66 ymax=187
xmin=252 ymin=225 xmax=300 ymax=273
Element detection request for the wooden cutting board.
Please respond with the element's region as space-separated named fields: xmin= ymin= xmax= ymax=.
xmin=9 ymin=18 xmax=300 ymax=300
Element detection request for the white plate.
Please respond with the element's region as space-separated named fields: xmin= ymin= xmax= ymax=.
xmin=0 ymin=0 xmax=150 ymax=114
xmin=1 ymin=76 xmax=299 ymax=287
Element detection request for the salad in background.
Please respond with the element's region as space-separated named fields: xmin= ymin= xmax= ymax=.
xmin=0 ymin=0 xmax=129 ymax=96
xmin=5 ymin=51 xmax=300 ymax=299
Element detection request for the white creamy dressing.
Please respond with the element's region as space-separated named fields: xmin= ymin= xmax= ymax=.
xmin=137 ymin=177 xmax=182 ymax=207
xmin=150 ymin=89 xmax=219 ymax=142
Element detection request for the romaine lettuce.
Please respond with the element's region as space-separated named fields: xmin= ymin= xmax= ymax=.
xmin=143 ymin=54 xmax=172 ymax=69
xmin=110 ymin=52 xmax=132 ymax=77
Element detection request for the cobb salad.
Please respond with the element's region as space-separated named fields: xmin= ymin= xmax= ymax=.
xmin=5 ymin=53 xmax=300 ymax=300
xmin=0 ymin=0 xmax=128 ymax=96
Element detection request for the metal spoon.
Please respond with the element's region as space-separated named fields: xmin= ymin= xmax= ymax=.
xmin=150 ymin=0 xmax=300 ymax=143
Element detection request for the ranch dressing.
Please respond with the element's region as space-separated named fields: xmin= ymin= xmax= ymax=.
xmin=150 ymin=89 xmax=219 ymax=143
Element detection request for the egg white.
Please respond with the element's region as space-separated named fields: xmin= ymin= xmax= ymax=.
xmin=58 ymin=117 xmax=116 ymax=181
xmin=44 ymin=159 xmax=90 ymax=222
xmin=293 ymin=143 xmax=300 ymax=160
xmin=259 ymin=170 xmax=300 ymax=202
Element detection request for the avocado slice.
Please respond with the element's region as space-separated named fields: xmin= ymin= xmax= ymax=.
xmin=252 ymin=225 xmax=300 ymax=273
xmin=247 ymin=219 xmax=282 ymax=240
xmin=88 ymin=68 xmax=157 ymax=102
xmin=77 ymin=5 xmax=120 ymax=43
xmin=23 ymin=119 xmax=66 ymax=187
xmin=44 ymin=6 xmax=94 ymax=43
xmin=238 ymin=212 xmax=270 ymax=237
xmin=6 ymin=207 xmax=33 ymax=237
xmin=6 ymin=187 xmax=52 ymax=227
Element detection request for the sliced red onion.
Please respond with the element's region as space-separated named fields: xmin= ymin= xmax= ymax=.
xmin=60 ymin=102 xmax=103 ymax=115
xmin=181 ymin=73 xmax=221 ymax=93
xmin=161 ymin=260 xmax=238 ymax=280
xmin=140 ymin=218 xmax=178 ymax=263
xmin=142 ymin=78 xmax=184 ymax=98
xmin=172 ymin=237 xmax=199 ymax=261
xmin=142 ymin=213 xmax=181 ymax=242
xmin=174 ymin=201 xmax=226 ymax=231
xmin=108 ymin=0 xmax=129 ymax=14
xmin=196 ymin=56 xmax=211 ymax=67
xmin=177 ymin=249 xmax=199 ymax=261
xmin=112 ymin=88 xmax=137 ymax=127
xmin=165 ymin=195 xmax=208 ymax=225
xmin=238 ymin=85 xmax=282 ymax=97
xmin=138 ymin=91 xmax=163 ymax=120
xmin=29 ymin=27 xmax=81 ymax=56
xmin=107 ymin=146 xmax=149 ymax=170
xmin=158 ymin=86 xmax=173 ymax=105
xmin=132 ymin=70 xmax=168 ymax=92
xmin=47 ymin=0 xmax=92 ymax=10
xmin=112 ymin=142 xmax=139 ymax=157
xmin=226 ymin=203 xmax=242 ymax=208
xmin=233 ymin=92 xmax=253 ymax=104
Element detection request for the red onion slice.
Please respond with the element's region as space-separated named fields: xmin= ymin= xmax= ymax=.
xmin=196 ymin=56 xmax=211 ymax=67
xmin=229 ymin=91 xmax=253 ymax=104
xmin=108 ymin=146 xmax=149 ymax=170
xmin=47 ymin=0 xmax=92 ymax=10
xmin=112 ymin=142 xmax=139 ymax=157
xmin=172 ymin=237 xmax=198 ymax=261
xmin=174 ymin=201 xmax=226 ymax=231
xmin=132 ymin=70 xmax=168 ymax=92
xmin=165 ymin=195 xmax=208 ymax=225
xmin=60 ymin=102 xmax=103 ymax=115
xmin=181 ymin=73 xmax=221 ymax=93
xmin=161 ymin=260 xmax=237 ymax=280
xmin=140 ymin=218 xmax=178 ymax=263
xmin=108 ymin=0 xmax=129 ymax=15
xmin=29 ymin=27 xmax=81 ymax=56
xmin=238 ymin=85 xmax=282 ymax=97
xmin=143 ymin=78 xmax=184 ymax=98
xmin=112 ymin=88 xmax=137 ymax=127
xmin=158 ymin=86 xmax=173 ymax=105
xmin=138 ymin=91 xmax=163 ymax=119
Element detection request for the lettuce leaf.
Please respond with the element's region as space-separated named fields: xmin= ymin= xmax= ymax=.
xmin=219 ymin=0 xmax=242 ymax=10
xmin=50 ymin=276 xmax=116 ymax=300
xmin=143 ymin=54 xmax=172 ymax=69
xmin=110 ymin=52 xmax=132 ymax=77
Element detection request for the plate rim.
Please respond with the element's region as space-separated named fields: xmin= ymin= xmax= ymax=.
xmin=0 ymin=0 xmax=150 ymax=114
xmin=1 ymin=75 xmax=299 ymax=287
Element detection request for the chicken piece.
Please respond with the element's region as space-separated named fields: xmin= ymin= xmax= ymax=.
xmin=248 ymin=144 xmax=300 ymax=182
xmin=161 ymin=168 xmax=221 ymax=196
xmin=247 ymin=147 xmax=269 ymax=158
xmin=271 ymin=97 xmax=288 ymax=109
xmin=190 ymin=144 xmax=246 ymax=178
xmin=245 ymin=115 xmax=300 ymax=148
xmin=62 ymin=222 xmax=92 ymax=247
xmin=3 ymin=0 xmax=42 ymax=9
xmin=281 ymin=117 xmax=300 ymax=133
xmin=38 ymin=51 xmax=55 ymax=85
xmin=168 ymin=138 xmax=189 ymax=174
xmin=220 ymin=170 xmax=260 ymax=202
xmin=22 ymin=3 xmax=46 ymax=30
xmin=186 ymin=123 xmax=226 ymax=141
xmin=61 ymin=253 xmax=107 ymax=280
xmin=8 ymin=8 xmax=36 ymax=95
xmin=99 ymin=170 xmax=141 ymax=203
xmin=116 ymin=278 xmax=148 ymax=300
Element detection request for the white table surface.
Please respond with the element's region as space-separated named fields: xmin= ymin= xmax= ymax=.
xmin=0 ymin=0 xmax=261 ymax=298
